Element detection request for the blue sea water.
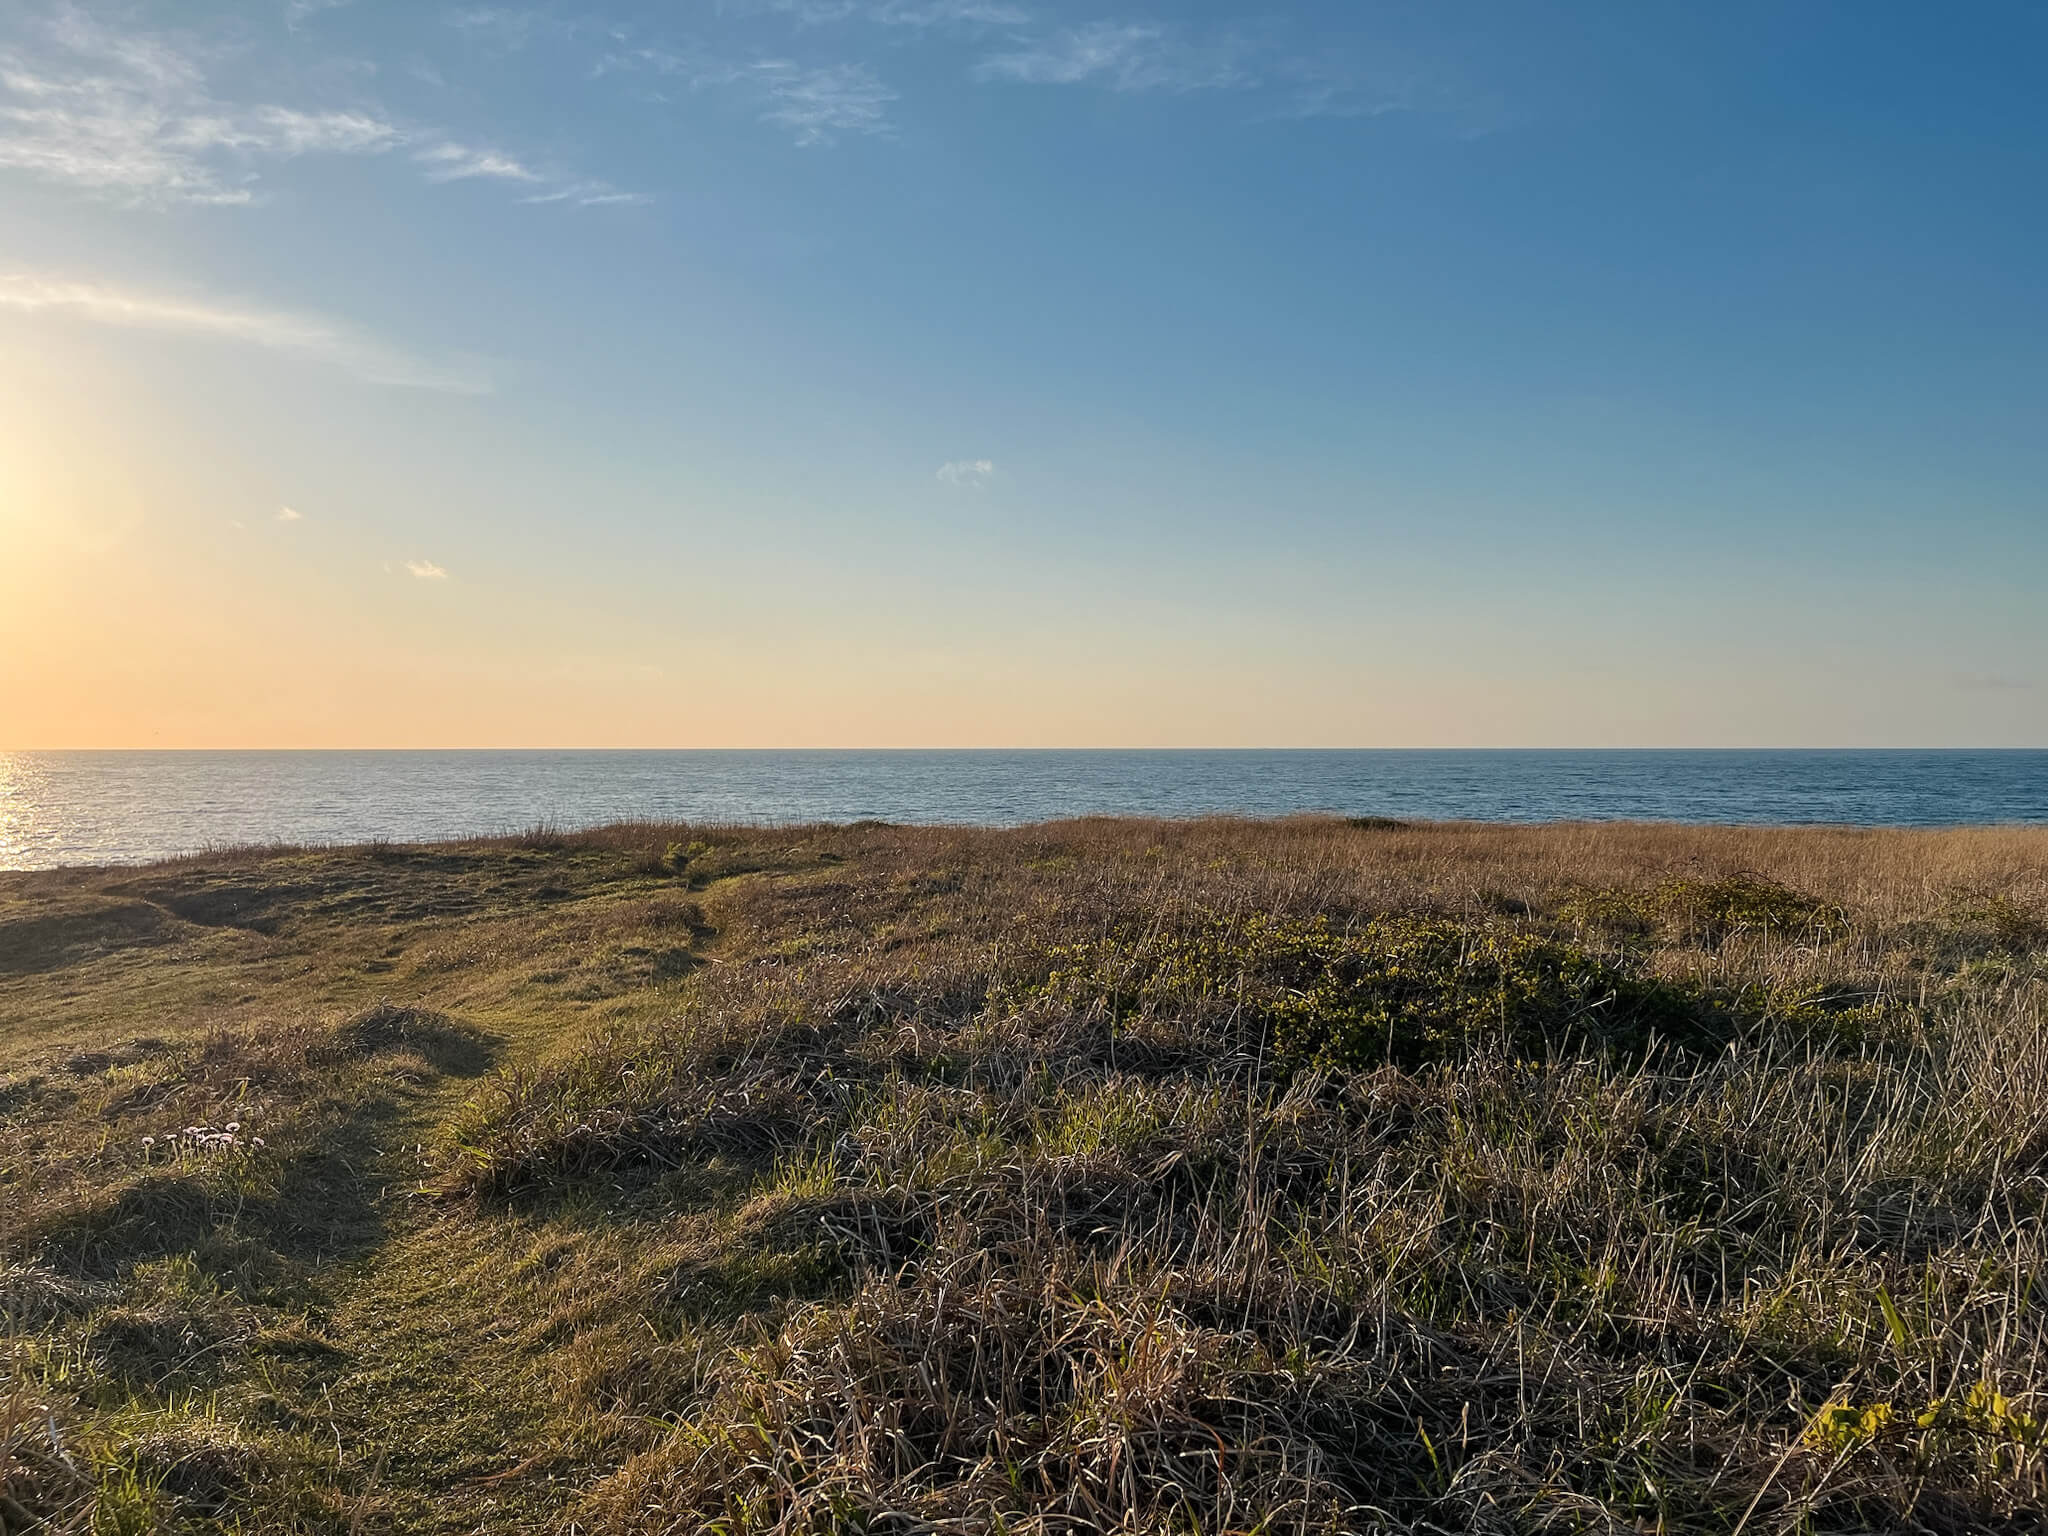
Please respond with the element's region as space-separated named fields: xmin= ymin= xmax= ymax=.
xmin=1 ymin=750 xmax=2044 ymax=870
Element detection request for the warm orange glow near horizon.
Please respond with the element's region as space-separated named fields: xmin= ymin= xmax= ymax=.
xmin=3 ymin=309 xmax=2041 ymax=751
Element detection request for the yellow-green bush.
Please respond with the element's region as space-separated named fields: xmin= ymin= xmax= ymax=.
xmin=1040 ymin=915 xmax=1722 ymax=1071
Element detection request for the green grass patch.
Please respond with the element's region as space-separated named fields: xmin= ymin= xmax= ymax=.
xmin=1039 ymin=914 xmax=1722 ymax=1070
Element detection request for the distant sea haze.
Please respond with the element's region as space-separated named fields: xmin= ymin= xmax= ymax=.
xmin=1 ymin=750 xmax=2045 ymax=871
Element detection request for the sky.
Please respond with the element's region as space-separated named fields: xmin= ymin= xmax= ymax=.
xmin=1 ymin=0 xmax=2044 ymax=748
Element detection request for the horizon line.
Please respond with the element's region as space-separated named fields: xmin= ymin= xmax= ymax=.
xmin=7 ymin=745 xmax=2047 ymax=755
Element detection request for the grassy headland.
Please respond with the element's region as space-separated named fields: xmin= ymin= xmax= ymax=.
xmin=3 ymin=817 xmax=2046 ymax=1534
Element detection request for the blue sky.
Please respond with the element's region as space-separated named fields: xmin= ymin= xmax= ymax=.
xmin=1 ymin=0 xmax=2044 ymax=746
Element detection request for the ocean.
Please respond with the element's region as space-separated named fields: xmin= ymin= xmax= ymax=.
xmin=1 ymin=749 xmax=2043 ymax=870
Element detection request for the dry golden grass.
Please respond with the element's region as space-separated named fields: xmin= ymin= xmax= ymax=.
xmin=3 ymin=817 xmax=2046 ymax=1534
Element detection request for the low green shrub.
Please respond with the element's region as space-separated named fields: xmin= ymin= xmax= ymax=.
xmin=1653 ymin=875 xmax=1845 ymax=945
xmin=1562 ymin=876 xmax=1844 ymax=947
xmin=1946 ymin=893 xmax=2048 ymax=953
xmin=1557 ymin=887 xmax=1658 ymax=937
xmin=1267 ymin=918 xmax=1715 ymax=1070
xmin=1040 ymin=915 xmax=1720 ymax=1072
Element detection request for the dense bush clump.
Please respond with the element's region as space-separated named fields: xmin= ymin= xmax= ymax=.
xmin=1041 ymin=915 xmax=1718 ymax=1070
xmin=1561 ymin=874 xmax=1846 ymax=946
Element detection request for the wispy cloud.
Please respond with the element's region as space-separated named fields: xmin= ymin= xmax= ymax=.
xmin=764 ymin=0 xmax=1031 ymax=28
xmin=867 ymin=0 xmax=1030 ymax=25
xmin=275 ymin=504 xmax=303 ymax=521
xmin=975 ymin=22 xmax=1248 ymax=94
xmin=0 ymin=272 xmax=492 ymax=393
xmin=246 ymin=106 xmax=397 ymax=154
xmin=601 ymin=45 xmax=896 ymax=146
xmin=937 ymin=458 xmax=995 ymax=486
xmin=519 ymin=179 xmax=650 ymax=206
xmin=405 ymin=559 xmax=449 ymax=579
xmin=444 ymin=7 xmax=557 ymax=48
xmin=969 ymin=18 xmax=1449 ymax=122
xmin=757 ymin=59 xmax=895 ymax=144
xmin=414 ymin=139 xmax=540 ymax=182
xmin=0 ymin=5 xmax=637 ymax=206
xmin=284 ymin=0 xmax=356 ymax=28
xmin=445 ymin=5 xmax=522 ymax=28
xmin=1268 ymin=49 xmax=1485 ymax=127
xmin=0 ymin=6 xmax=400 ymax=204
xmin=413 ymin=140 xmax=648 ymax=202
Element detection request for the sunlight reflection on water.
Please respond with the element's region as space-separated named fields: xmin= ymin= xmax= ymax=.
xmin=0 ymin=752 xmax=49 ymax=869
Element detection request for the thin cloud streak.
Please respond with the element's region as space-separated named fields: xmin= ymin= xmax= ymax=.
xmin=758 ymin=59 xmax=895 ymax=144
xmin=970 ymin=18 xmax=1437 ymax=120
xmin=405 ymin=142 xmax=646 ymax=204
xmin=249 ymin=106 xmax=397 ymax=154
xmin=519 ymin=181 xmax=651 ymax=206
xmin=581 ymin=8 xmax=1436 ymax=146
xmin=404 ymin=559 xmax=449 ymax=579
xmin=0 ymin=272 xmax=492 ymax=393
xmin=0 ymin=4 xmax=637 ymax=206
xmin=974 ymin=22 xmax=1249 ymax=94
xmin=866 ymin=0 xmax=1030 ymax=25
xmin=411 ymin=140 xmax=647 ymax=203
xmin=598 ymin=44 xmax=896 ymax=146
xmin=414 ymin=139 xmax=540 ymax=182
xmin=763 ymin=0 xmax=1031 ymax=28
xmin=0 ymin=6 xmax=399 ymax=204
xmin=285 ymin=0 xmax=356 ymax=24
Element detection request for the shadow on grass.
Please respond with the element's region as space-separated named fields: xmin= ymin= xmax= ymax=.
xmin=0 ymin=899 xmax=179 ymax=975
xmin=332 ymin=1003 xmax=498 ymax=1078
xmin=36 ymin=1017 xmax=505 ymax=1285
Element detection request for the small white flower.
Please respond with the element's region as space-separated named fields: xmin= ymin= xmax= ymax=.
xmin=140 ymin=1136 xmax=155 ymax=1147
xmin=225 ymin=1122 xmax=240 ymax=1134
xmin=250 ymin=1137 xmax=266 ymax=1149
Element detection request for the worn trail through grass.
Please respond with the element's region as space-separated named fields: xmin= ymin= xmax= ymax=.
xmin=4 ymin=838 xmax=742 ymax=1532
xmin=315 ymin=897 xmax=744 ymax=1531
